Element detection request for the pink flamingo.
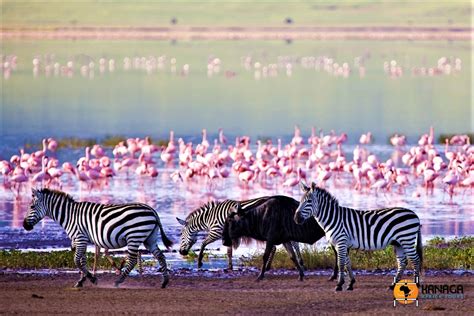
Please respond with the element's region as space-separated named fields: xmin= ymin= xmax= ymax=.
xmin=359 ymin=132 xmax=372 ymax=145
xmin=32 ymin=156 xmax=51 ymax=185
xmin=47 ymin=138 xmax=58 ymax=153
xmin=443 ymin=170 xmax=459 ymax=200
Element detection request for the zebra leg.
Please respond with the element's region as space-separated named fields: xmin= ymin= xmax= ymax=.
xmin=114 ymin=243 xmax=139 ymax=287
xmin=265 ymin=245 xmax=277 ymax=271
xmin=257 ymin=242 xmax=274 ymax=281
xmin=93 ymin=245 xmax=100 ymax=276
xmin=137 ymin=251 xmax=143 ymax=275
xmin=144 ymin=242 xmax=169 ymax=289
xmin=226 ymin=247 xmax=233 ymax=270
xmin=328 ymin=245 xmax=339 ymax=281
xmin=73 ymin=239 xmax=97 ymax=288
xmin=335 ymin=244 xmax=347 ymax=291
xmin=197 ymin=236 xmax=218 ymax=269
xmin=292 ymin=242 xmax=306 ymax=271
xmin=345 ymin=256 xmax=356 ymax=291
xmin=390 ymin=245 xmax=408 ymax=290
xmin=283 ymin=242 xmax=305 ymax=281
xmin=405 ymin=245 xmax=422 ymax=287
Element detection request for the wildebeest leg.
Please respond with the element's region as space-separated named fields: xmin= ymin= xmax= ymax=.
xmin=265 ymin=246 xmax=277 ymax=271
xmin=283 ymin=242 xmax=304 ymax=281
xmin=226 ymin=247 xmax=233 ymax=270
xmin=257 ymin=242 xmax=274 ymax=281
xmin=198 ymin=235 xmax=218 ymax=268
xmin=328 ymin=245 xmax=339 ymax=281
xmin=291 ymin=241 xmax=305 ymax=271
xmin=114 ymin=242 xmax=140 ymax=287
xmin=73 ymin=237 xmax=97 ymax=288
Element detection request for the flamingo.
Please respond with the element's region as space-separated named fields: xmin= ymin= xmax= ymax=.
xmin=359 ymin=132 xmax=372 ymax=145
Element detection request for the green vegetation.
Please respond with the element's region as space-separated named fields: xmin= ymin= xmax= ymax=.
xmin=437 ymin=133 xmax=473 ymax=144
xmin=0 ymin=250 xmax=124 ymax=270
xmin=241 ymin=237 xmax=473 ymax=270
xmin=1 ymin=1 xmax=470 ymax=28
xmin=0 ymin=237 xmax=471 ymax=270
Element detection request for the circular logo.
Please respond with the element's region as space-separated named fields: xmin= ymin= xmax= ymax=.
xmin=393 ymin=279 xmax=419 ymax=305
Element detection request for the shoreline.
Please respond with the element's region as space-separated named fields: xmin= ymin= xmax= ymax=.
xmin=1 ymin=273 xmax=472 ymax=314
xmin=2 ymin=26 xmax=472 ymax=41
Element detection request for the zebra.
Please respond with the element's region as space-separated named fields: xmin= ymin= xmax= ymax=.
xmin=294 ymin=182 xmax=422 ymax=291
xmin=23 ymin=188 xmax=173 ymax=288
xmin=177 ymin=196 xmax=305 ymax=270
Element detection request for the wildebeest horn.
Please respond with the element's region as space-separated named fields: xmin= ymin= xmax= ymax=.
xmin=176 ymin=217 xmax=187 ymax=226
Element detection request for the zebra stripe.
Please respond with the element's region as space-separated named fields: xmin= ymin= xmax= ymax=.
xmin=177 ymin=196 xmax=271 ymax=269
xmin=295 ymin=182 xmax=422 ymax=291
xmin=23 ymin=188 xmax=172 ymax=288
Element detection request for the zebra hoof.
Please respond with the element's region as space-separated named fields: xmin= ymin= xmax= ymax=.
xmin=335 ymin=285 xmax=343 ymax=292
xmin=114 ymin=281 xmax=122 ymax=288
xmin=74 ymin=282 xmax=83 ymax=288
xmin=346 ymin=286 xmax=353 ymax=291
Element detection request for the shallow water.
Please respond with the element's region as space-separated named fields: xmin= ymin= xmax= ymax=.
xmin=1 ymin=38 xmax=472 ymax=269
xmin=0 ymin=143 xmax=472 ymax=269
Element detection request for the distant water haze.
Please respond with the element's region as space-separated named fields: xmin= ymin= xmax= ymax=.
xmin=1 ymin=39 xmax=471 ymax=150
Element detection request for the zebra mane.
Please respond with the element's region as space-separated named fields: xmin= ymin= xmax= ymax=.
xmin=38 ymin=188 xmax=76 ymax=203
xmin=314 ymin=187 xmax=339 ymax=206
xmin=186 ymin=200 xmax=218 ymax=221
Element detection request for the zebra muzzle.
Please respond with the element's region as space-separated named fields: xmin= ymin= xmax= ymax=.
xmin=23 ymin=220 xmax=34 ymax=231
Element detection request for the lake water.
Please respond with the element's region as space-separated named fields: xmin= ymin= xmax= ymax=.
xmin=0 ymin=38 xmax=472 ymax=268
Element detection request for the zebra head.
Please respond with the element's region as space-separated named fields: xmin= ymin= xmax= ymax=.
xmin=176 ymin=217 xmax=198 ymax=256
xmin=23 ymin=188 xmax=48 ymax=231
xmin=294 ymin=181 xmax=319 ymax=224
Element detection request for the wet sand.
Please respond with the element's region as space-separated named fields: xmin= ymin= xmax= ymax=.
xmin=1 ymin=272 xmax=472 ymax=315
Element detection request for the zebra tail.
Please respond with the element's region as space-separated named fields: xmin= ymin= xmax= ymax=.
xmin=156 ymin=216 xmax=173 ymax=249
xmin=416 ymin=228 xmax=423 ymax=271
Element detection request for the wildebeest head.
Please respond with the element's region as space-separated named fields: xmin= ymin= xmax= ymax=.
xmin=222 ymin=202 xmax=246 ymax=248
xmin=23 ymin=188 xmax=47 ymax=231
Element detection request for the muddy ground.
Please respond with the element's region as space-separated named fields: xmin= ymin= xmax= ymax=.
xmin=0 ymin=271 xmax=472 ymax=315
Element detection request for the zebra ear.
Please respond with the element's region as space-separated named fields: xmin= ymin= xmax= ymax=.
xmin=300 ymin=180 xmax=310 ymax=193
xmin=311 ymin=182 xmax=317 ymax=191
xmin=31 ymin=188 xmax=39 ymax=197
xmin=176 ymin=217 xmax=187 ymax=226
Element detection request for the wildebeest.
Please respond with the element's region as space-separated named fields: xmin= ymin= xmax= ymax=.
xmin=222 ymin=195 xmax=337 ymax=281
xmin=177 ymin=197 xmax=304 ymax=271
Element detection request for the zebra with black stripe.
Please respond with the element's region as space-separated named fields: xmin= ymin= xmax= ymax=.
xmin=23 ymin=188 xmax=173 ymax=288
xmin=177 ymin=197 xmax=304 ymax=270
xmin=294 ymin=182 xmax=422 ymax=291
